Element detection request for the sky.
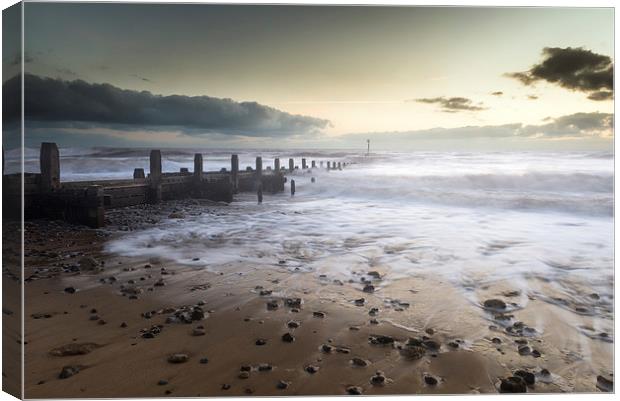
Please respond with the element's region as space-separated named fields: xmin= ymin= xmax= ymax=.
xmin=2 ymin=3 xmax=615 ymax=150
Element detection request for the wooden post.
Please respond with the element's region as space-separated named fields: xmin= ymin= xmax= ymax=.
xmin=180 ymin=167 xmax=189 ymax=174
xmin=194 ymin=154 xmax=203 ymax=180
xmin=231 ymin=154 xmax=239 ymax=193
xmin=311 ymin=160 xmax=316 ymax=168
xmin=320 ymin=161 xmax=324 ymax=168
xmin=290 ymin=179 xmax=295 ymax=196
xmin=338 ymin=162 xmax=342 ymax=170
xmin=289 ymin=158 xmax=294 ymax=172
xmin=85 ymin=185 xmax=105 ymax=228
xmin=257 ymin=182 xmax=263 ymax=204
xmin=133 ymin=168 xmax=145 ymax=179
xmin=40 ymin=142 xmax=60 ymax=191
xmin=148 ymin=150 xmax=162 ymax=203
xmin=327 ymin=161 xmax=331 ymax=170
xmin=302 ymin=158 xmax=307 ymax=169
xmin=311 ymin=177 xmax=316 ymax=183
xmin=256 ymin=156 xmax=262 ymax=178
xmin=274 ymin=158 xmax=280 ymax=171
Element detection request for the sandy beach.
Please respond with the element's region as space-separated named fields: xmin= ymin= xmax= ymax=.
xmin=12 ymin=195 xmax=613 ymax=397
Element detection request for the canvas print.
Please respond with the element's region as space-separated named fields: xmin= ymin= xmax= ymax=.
xmin=1 ymin=2 xmax=615 ymax=398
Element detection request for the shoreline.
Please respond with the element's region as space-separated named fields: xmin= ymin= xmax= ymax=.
xmin=13 ymin=201 xmax=614 ymax=396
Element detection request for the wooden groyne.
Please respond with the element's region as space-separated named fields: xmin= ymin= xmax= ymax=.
xmin=2 ymin=143 xmax=348 ymax=228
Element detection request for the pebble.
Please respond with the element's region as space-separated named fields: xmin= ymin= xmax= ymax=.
xmin=596 ymin=375 xmax=613 ymax=392
xmin=282 ymin=333 xmax=295 ymax=342
xmin=363 ymin=284 xmax=375 ymax=293
xmin=370 ymin=371 xmax=386 ymax=385
xmin=199 ymin=358 xmax=209 ymax=364
xmin=312 ymin=311 xmax=326 ymax=318
xmin=287 ymin=320 xmax=301 ymax=328
xmin=285 ymin=298 xmax=302 ymax=308
xmin=255 ymin=339 xmax=267 ymax=346
xmin=305 ymin=365 xmax=320 ymax=374
xmin=221 ymin=384 xmax=231 ymax=390
xmin=267 ymin=301 xmax=279 ymax=310
xmin=354 ymin=298 xmax=365 ymax=306
xmin=369 ymin=335 xmax=395 ymax=345
xmin=157 ymin=380 xmax=168 ymax=386
xmin=49 ymin=342 xmax=100 ymax=356
xmin=518 ymin=345 xmax=531 ymax=355
xmin=276 ymin=380 xmax=290 ymax=390
xmin=58 ymin=365 xmax=80 ymax=379
xmin=483 ymin=299 xmax=506 ymax=310
xmin=514 ymin=370 xmax=535 ymax=385
xmin=367 ymin=271 xmax=382 ymax=279
xmin=192 ymin=328 xmax=206 ymax=336
xmin=351 ymin=357 xmax=369 ymax=367
xmin=257 ymin=363 xmax=273 ymax=372
xmin=167 ymin=353 xmax=189 ymax=364
xmin=424 ymin=375 xmax=438 ymax=385
xmin=346 ymin=386 xmax=363 ymax=395
xmin=238 ymin=371 xmax=250 ymax=379
xmin=499 ymin=376 xmax=527 ymax=393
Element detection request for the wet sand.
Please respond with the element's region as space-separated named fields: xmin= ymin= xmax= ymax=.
xmin=12 ymin=203 xmax=614 ymax=397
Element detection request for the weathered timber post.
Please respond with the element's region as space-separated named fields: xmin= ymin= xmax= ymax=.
xmin=194 ymin=154 xmax=203 ymax=180
xmin=256 ymin=156 xmax=262 ymax=177
xmin=257 ymin=182 xmax=263 ymax=204
xmin=327 ymin=161 xmax=331 ymax=170
xmin=148 ymin=150 xmax=162 ymax=203
xmin=180 ymin=167 xmax=189 ymax=174
xmin=311 ymin=160 xmax=316 ymax=168
xmin=255 ymin=156 xmax=263 ymax=192
xmin=193 ymin=153 xmax=203 ymax=195
xmin=290 ymin=179 xmax=295 ymax=196
xmin=338 ymin=162 xmax=342 ymax=170
xmin=320 ymin=161 xmax=324 ymax=168
xmin=311 ymin=177 xmax=316 ymax=183
xmin=231 ymin=154 xmax=239 ymax=193
xmin=274 ymin=158 xmax=280 ymax=171
xmin=85 ymin=185 xmax=105 ymax=228
xmin=133 ymin=168 xmax=145 ymax=179
xmin=302 ymin=158 xmax=307 ymax=169
xmin=40 ymin=142 xmax=60 ymax=191
xmin=289 ymin=158 xmax=294 ymax=172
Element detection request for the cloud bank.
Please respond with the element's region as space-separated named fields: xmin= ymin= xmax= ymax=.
xmin=507 ymin=47 xmax=613 ymax=101
xmin=3 ymin=74 xmax=331 ymax=137
xmin=339 ymin=112 xmax=613 ymax=149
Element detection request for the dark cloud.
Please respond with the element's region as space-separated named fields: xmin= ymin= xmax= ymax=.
xmin=55 ymin=67 xmax=78 ymax=76
xmin=587 ymin=90 xmax=614 ymax=101
xmin=507 ymin=47 xmax=613 ymax=99
xmin=8 ymin=52 xmax=34 ymax=65
xmin=491 ymin=91 xmax=503 ymax=96
xmin=413 ymin=96 xmax=486 ymax=112
xmin=130 ymin=74 xmax=153 ymax=83
xmin=3 ymin=74 xmax=330 ymax=138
